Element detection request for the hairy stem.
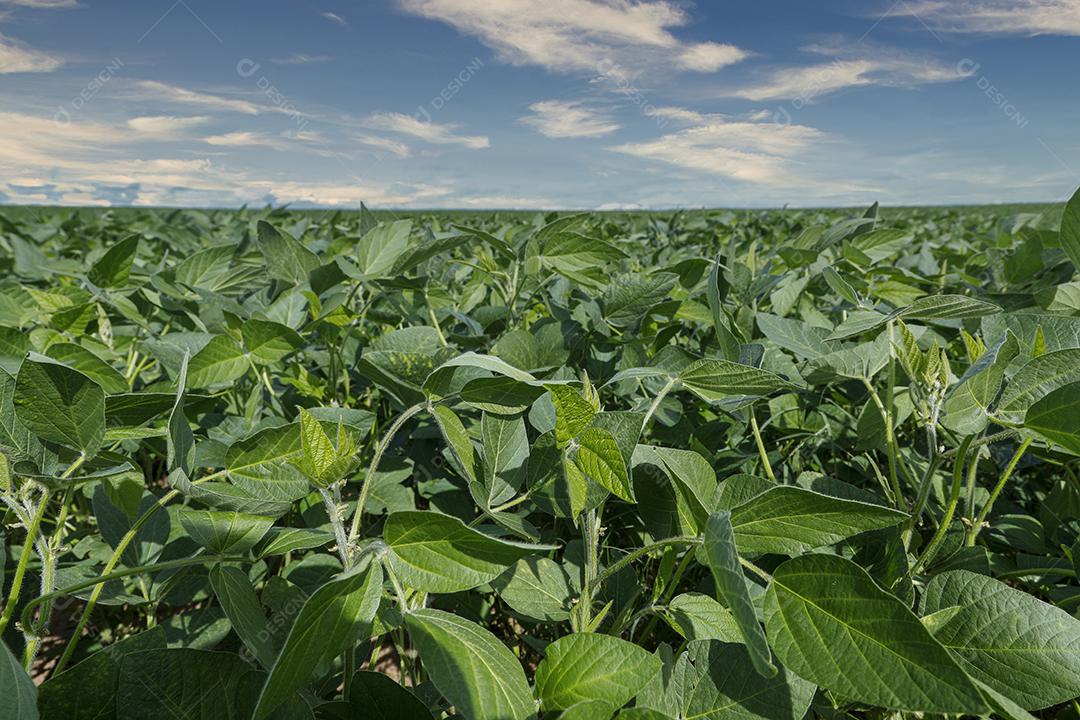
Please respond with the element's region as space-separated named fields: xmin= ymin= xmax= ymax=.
xmin=968 ymin=437 xmax=1032 ymax=546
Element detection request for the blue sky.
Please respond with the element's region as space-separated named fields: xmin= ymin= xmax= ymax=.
xmin=0 ymin=0 xmax=1077 ymax=209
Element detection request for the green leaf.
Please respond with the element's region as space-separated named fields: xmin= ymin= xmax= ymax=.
xmin=257 ymin=220 xmax=319 ymax=285
xmin=405 ymin=608 xmax=534 ymax=720
xmin=349 ymin=670 xmax=433 ymax=719
xmin=383 ymin=510 xmax=552 ymax=593
xmin=481 ymin=411 xmax=529 ymax=506
xmin=186 ymin=334 xmax=249 ymax=389
xmin=209 ymin=565 xmax=275 ymax=668
xmin=253 ymin=561 xmax=383 ymax=720
xmin=0 ymin=639 xmax=36 ymax=720
xmin=678 ymin=359 xmax=793 ymax=402
xmin=225 ymin=425 xmax=307 ymax=502
xmin=356 ymin=220 xmax=412 ymax=277
xmin=241 ymin=319 xmax=304 ymax=365
xmin=116 ymin=648 xmax=253 ymax=719
xmin=682 ymin=640 xmax=816 ymax=720
xmin=892 ymin=294 xmax=1001 ymax=321
xmin=44 ymin=343 xmax=128 ymax=394
xmin=255 ymin=527 xmax=333 ymax=558
xmin=729 ymin=486 xmax=907 ymax=555
xmin=995 ymin=348 xmax=1080 ymax=420
xmin=432 ymin=404 xmax=477 ymax=484
xmin=178 ymin=509 xmax=274 ymax=555
xmin=88 ymin=234 xmax=140 ymax=288
xmin=548 ymin=384 xmax=596 ymax=447
xmin=575 ymin=426 xmax=634 ymax=502
xmin=1024 ymin=381 xmax=1080 ymax=454
xmin=702 ymin=511 xmax=775 ymax=678
xmin=292 ymin=408 xmax=357 ymax=487
xmin=535 ymin=633 xmax=661 ymax=712
xmin=763 ymin=554 xmax=987 ymax=714
xmin=1061 ymin=185 xmax=1080 ymax=271
xmin=13 ymin=357 xmax=105 ymax=456
xmin=491 ymin=556 xmax=574 ymax=622
xmin=662 ymin=593 xmax=741 ymax=644
xmin=921 ymin=570 xmax=1080 ymax=710
xmin=603 ymin=272 xmax=679 ymax=328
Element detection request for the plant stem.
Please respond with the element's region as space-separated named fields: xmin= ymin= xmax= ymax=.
xmin=0 ymin=490 xmax=50 ymax=637
xmin=911 ymin=435 xmax=974 ymax=574
xmin=424 ymin=292 xmax=447 ymax=346
xmin=861 ymin=377 xmax=903 ymax=506
xmin=586 ymin=536 xmax=702 ymax=595
xmin=21 ymin=554 xmax=221 ymax=634
xmin=748 ymin=407 xmax=776 ymax=482
xmin=968 ymin=437 xmax=1032 ymax=546
xmin=320 ymin=487 xmax=352 ymax=569
xmin=347 ymin=401 xmax=427 ymax=550
xmin=640 ymin=377 xmax=677 ymax=433
xmin=52 ymin=466 xmax=225 ymax=676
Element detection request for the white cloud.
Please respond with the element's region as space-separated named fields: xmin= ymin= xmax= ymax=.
xmin=131 ymin=80 xmax=261 ymax=115
xmin=0 ymin=0 xmax=78 ymax=7
xmin=355 ymin=133 xmax=411 ymax=157
xmin=520 ymin=100 xmax=620 ymax=138
xmin=204 ymin=131 xmax=283 ymax=148
xmin=645 ymin=106 xmax=711 ymax=124
xmin=321 ymin=11 xmax=349 ymax=28
xmin=678 ymin=42 xmax=747 ymax=72
xmin=726 ymin=46 xmax=966 ymax=102
xmin=397 ymin=0 xmax=746 ymax=75
xmin=0 ymin=110 xmax=454 ymax=208
xmin=0 ymin=32 xmax=61 ymax=73
xmin=365 ymin=112 xmax=489 ymax=149
xmin=898 ymin=0 xmax=1080 ymax=35
xmin=128 ymin=115 xmax=210 ymax=137
xmin=450 ymin=194 xmax=558 ymax=208
xmin=271 ymin=53 xmax=332 ymax=65
xmin=610 ymin=114 xmax=826 ymax=184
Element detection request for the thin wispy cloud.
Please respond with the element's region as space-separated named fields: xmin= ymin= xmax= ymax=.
xmin=520 ymin=100 xmax=620 ymax=138
xmin=397 ymin=0 xmax=747 ymax=75
xmin=725 ymin=43 xmax=967 ymax=101
xmin=270 ymin=53 xmax=332 ymax=65
xmin=355 ymin=133 xmax=411 ymax=158
xmin=365 ymin=112 xmax=489 ymax=149
xmin=0 ymin=32 xmax=61 ymax=72
xmin=897 ymin=0 xmax=1080 ymax=36
xmin=128 ymin=115 xmax=211 ymax=137
xmin=0 ymin=0 xmax=79 ymax=7
xmin=131 ymin=80 xmax=261 ymax=115
xmin=321 ymin=11 xmax=349 ymax=29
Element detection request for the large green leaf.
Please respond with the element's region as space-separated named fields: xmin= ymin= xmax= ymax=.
xmin=186 ymin=334 xmax=249 ymax=389
xmin=678 ymin=359 xmax=793 ymax=402
xmin=356 ymin=220 xmax=412 ymax=277
xmin=921 ymin=570 xmax=1080 ymax=709
xmin=253 ymin=561 xmax=382 ymax=720
xmin=178 ymin=509 xmax=274 ymax=555
xmin=116 ymin=648 xmax=253 ymax=720
xmin=257 ymin=220 xmax=319 ymax=285
xmin=405 ymin=608 xmax=534 ymax=720
xmin=349 ymin=670 xmax=433 ymax=719
xmin=1024 ymin=381 xmax=1080 ymax=454
xmin=682 ymin=640 xmax=816 ymax=720
xmin=535 ymin=633 xmax=661 ymax=712
xmin=44 ymin=343 xmax=128 ymax=394
xmin=1061 ymin=185 xmax=1080 ymax=271
xmin=13 ymin=357 xmax=105 ymax=456
xmin=88 ymin=234 xmax=139 ymax=288
xmin=575 ymin=426 xmax=634 ymax=502
xmin=383 ymin=510 xmax=551 ymax=593
xmin=702 ymin=511 xmax=775 ymax=678
xmin=491 ymin=556 xmax=574 ymax=622
xmin=763 ymin=554 xmax=986 ymax=714
xmin=995 ymin=348 xmax=1080 ymax=420
xmin=209 ymin=565 xmax=275 ymax=668
xmin=225 ymin=424 xmax=307 ymax=502
xmin=0 ymin=639 xmax=36 ymax=720
xmin=729 ymin=486 xmax=907 ymax=555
